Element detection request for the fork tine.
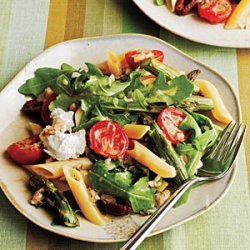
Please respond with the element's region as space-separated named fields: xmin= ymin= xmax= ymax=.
xmin=223 ymin=125 xmax=247 ymax=164
xmin=218 ymin=122 xmax=240 ymax=161
xmin=210 ymin=121 xmax=234 ymax=159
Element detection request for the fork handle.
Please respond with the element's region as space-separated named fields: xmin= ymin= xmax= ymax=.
xmin=120 ymin=178 xmax=200 ymax=250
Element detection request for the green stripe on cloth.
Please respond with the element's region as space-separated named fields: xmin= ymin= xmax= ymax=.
xmin=0 ymin=0 xmax=50 ymax=90
xmin=0 ymin=0 xmax=12 ymax=91
xmin=0 ymin=190 xmax=27 ymax=250
xmin=237 ymin=49 xmax=250 ymax=191
xmin=102 ymin=0 xmax=123 ymax=35
xmin=84 ymin=0 xmax=105 ymax=37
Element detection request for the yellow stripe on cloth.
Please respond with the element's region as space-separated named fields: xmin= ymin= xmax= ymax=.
xmin=237 ymin=48 xmax=250 ymax=191
xmin=44 ymin=0 xmax=68 ymax=49
xmin=64 ymin=0 xmax=86 ymax=40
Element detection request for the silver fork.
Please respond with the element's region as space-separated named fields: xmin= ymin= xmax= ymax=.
xmin=121 ymin=122 xmax=247 ymax=250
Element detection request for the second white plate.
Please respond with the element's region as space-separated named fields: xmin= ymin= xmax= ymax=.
xmin=133 ymin=0 xmax=250 ymax=48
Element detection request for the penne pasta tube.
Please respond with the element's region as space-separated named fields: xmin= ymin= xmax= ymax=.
xmin=106 ymin=50 xmax=122 ymax=77
xmin=195 ymin=79 xmax=234 ymax=124
xmin=123 ymin=124 xmax=150 ymax=139
xmin=126 ymin=140 xmax=176 ymax=178
xmin=63 ymin=167 xmax=106 ymax=226
xmin=24 ymin=157 xmax=93 ymax=179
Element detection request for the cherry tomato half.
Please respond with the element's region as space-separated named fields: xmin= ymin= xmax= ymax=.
xmin=157 ymin=107 xmax=188 ymax=145
xmin=7 ymin=136 xmax=43 ymax=165
xmin=89 ymin=120 xmax=129 ymax=159
xmin=197 ymin=0 xmax=232 ymax=24
xmin=41 ymin=92 xmax=57 ymax=124
xmin=125 ymin=49 xmax=164 ymax=69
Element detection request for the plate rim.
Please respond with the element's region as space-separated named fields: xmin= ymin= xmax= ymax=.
xmin=0 ymin=33 xmax=242 ymax=243
xmin=132 ymin=0 xmax=250 ymax=48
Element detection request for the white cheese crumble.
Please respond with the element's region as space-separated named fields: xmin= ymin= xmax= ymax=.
xmin=51 ymin=108 xmax=74 ymax=132
xmin=43 ymin=130 xmax=86 ymax=161
xmin=40 ymin=108 xmax=87 ymax=161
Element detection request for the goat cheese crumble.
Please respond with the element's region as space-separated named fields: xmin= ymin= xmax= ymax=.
xmin=51 ymin=108 xmax=74 ymax=132
xmin=41 ymin=108 xmax=86 ymax=160
xmin=43 ymin=130 xmax=86 ymax=161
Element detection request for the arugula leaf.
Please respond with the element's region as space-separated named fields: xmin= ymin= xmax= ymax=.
xmin=190 ymin=112 xmax=218 ymax=151
xmin=179 ymin=111 xmax=201 ymax=140
xmin=125 ymin=70 xmax=148 ymax=95
xmin=73 ymin=74 xmax=88 ymax=94
xmin=129 ymin=177 xmax=155 ymax=212
xmin=130 ymin=89 xmax=148 ymax=109
xmin=73 ymin=105 xmax=108 ymax=131
xmin=54 ymin=75 xmax=73 ymax=96
xmin=84 ymin=75 xmax=130 ymax=96
xmin=61 ymin=63 xmax=75 ymax=71
xmin=177 ymin=143 xmax=202 ymax=178
xmin=49 ymin=93 xmax=78 ymax=111
xmin=18 ymin=65 xmax=76 ymax=97
xmin=163 ymin=75 xmax=194 ymax=104
xmin=74 ymin=103 xmax=138 ymax=130
xmin=143 ymin=73 xmax=194 ymax=105
xmin=97 ymin=106 xmax=138 ymax=127
xmin=79 ymin=98 xmax=94 ymax=122
xmin=88 ymin=160 xmax=155 ymax=212
xmin=85 ymin=62 xmax=104 ymax=77
xmin=149 ymin=71 xmax=167 ymax=93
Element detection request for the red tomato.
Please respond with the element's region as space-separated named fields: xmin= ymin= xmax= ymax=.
xmin=197 ymin=0 xmax=232 ymax=24
xmin=41 ymin=92 xmax=57 ymax=124
xmin=125 ymin=49 xmax=164 ymax=69
xmin=157 ymin=107 xmax=188 ymax=145
xmin=7 ymin=136 xmax=43 ymax=165
xmin=89 ymin=120 xmax=129 ymax=159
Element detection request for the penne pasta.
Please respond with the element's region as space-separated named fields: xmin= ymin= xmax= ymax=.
xmin=126 ymin=140 xmax=176 ymax=178
xmin=63 ymin=167 xmax=106 ymax=226
xmin=24 ymin=157 xmax=93 ymax=179
xmin=195 ymin=79 xmax=234 ymax=124
xmin=106 ymin=50 xmax=122 ymax=77
xmin=123 ymin=124 xmax=150 ymax=139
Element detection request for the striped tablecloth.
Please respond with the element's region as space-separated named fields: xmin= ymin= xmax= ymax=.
xmin=0 ymin=1 xmax=249 ymax=249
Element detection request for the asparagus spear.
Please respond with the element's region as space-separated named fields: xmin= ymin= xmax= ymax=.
xmin=142 ymin=58 xmax=181 ymax=81
xmin=177 ymin=95 xmax=214 ymax=111
xmin=142 ymin=58 xmax=200 ymax=93
xmin=148 ymin=122 xmax=188 ymax=184
xmin=29 ymin=175 xmax=79 ymax=227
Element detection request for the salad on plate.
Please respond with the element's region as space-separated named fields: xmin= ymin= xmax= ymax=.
xmin=6 ymin=49 xmax=233 ymax=227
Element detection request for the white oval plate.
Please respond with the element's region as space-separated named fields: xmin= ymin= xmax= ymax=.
xmin=133 ymin=0 xmax=250 ymax=48
xmin=0 ymin=34 xmax=241 ymax=243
